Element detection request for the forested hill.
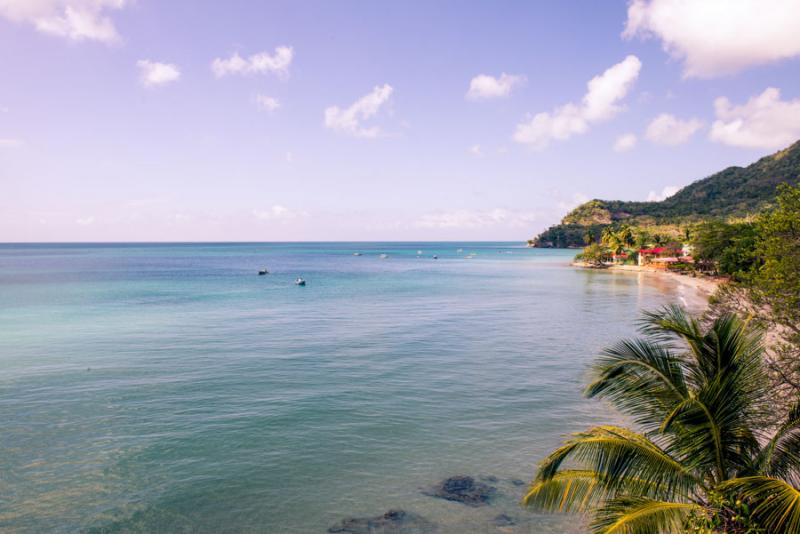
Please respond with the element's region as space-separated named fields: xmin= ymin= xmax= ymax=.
xmin=531 ymin=140 xmax=800 ymax=247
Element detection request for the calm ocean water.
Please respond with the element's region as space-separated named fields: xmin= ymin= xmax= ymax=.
xmin=0 ymin=243 xmax=706 ymax=533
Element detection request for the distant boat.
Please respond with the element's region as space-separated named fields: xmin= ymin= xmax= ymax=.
xmin=379 ymin=254 xmax=388 ymax=259
xmin=457 ymin=248 xmax=463 ymax=253
xmin=417 ymin=250 xmax=423 ymax=255
xmin=433 ymin=255 xmax=438 ymax=259
xmin=258 ymin=269 xmax=269 ymax=275
xmin=353 ymin=252 xmax=362 ymax=256
xmin=295 ymin=277 xmax=306 ymax=286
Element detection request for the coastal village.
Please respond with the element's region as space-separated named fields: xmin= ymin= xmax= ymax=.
xmin=554 ymin=223 xmax=700 ymax=273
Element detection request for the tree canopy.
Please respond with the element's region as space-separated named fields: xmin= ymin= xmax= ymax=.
xmin=524 ymin=306 xmax=800 ymax=533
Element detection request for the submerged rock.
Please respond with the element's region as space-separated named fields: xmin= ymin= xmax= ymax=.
xmin=425 ymin=475 xmax=496 ymax=506
xmin=328 ymin=509 xmax=435 ymax=533
xmin=510 ymin=479 xmax=526 ymax=487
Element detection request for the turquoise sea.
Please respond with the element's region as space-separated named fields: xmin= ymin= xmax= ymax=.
xmin=0 ymin=243 xmax=706 ymax=533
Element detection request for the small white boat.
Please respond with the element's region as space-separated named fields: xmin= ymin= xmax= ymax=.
xmin=295 ymin=277 xmax=306 ymax=286
xmin=433 ymin=255 xmax=438 ymax=259
xmin=457 ymin=248 xmax=463 ymax=253
xmin=417 ymin=250 xmax=423 ymax=255
xmin=353 ymin=252 xmax=362 ymax=256
xmin=379 ymin=254 xmax=388 ymax=259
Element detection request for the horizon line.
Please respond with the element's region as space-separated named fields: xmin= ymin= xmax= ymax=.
xmin=0 ymin=239 xmax=530 ymax=245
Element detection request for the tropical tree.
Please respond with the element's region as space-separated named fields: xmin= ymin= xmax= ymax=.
xmin=524 ymin=306 xmax=800 ymax=533
xmin=577 ymin=243 xmax=610 ymax=266
xmin=601 ymin=227 xmax=625 ymax=256
xmin=634 ymin=230 xmax=652 ymax=250
xmin=652 ymin=233 xmax=668 ymax=247
xmin=617 ymin=224 xmax=635 ymax=248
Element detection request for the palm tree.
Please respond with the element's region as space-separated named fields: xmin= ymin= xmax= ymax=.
xmin=652 ymin=233 xmax=668 ymax=247
xmin=524 ymin=306 xmax=800 ymax=533
xmin=635 ymin=231 xmax=652 ymax=250
xmin=617 ymin=224 xmax=635 ymax=248
xmin=601 ymin=228 xmax=625 ymax=257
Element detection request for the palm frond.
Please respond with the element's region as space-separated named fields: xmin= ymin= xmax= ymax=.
xmin=756 ymin=398 xmax=800 ymax=485
xmin=590 ymin=497 xmax=701 ymax=534
xmin=523 ymin=470 xmax=605 ymax=513
xmin=586 ymin=338 xmax=688 ymax=432
xmin=720 ymin=476 xmax=800 ymax=534
xmin=631 ymin=306 xmax=767 ymax=481
xmin=535 ymin=426 xmax=701 ymax=498
xmin=638 ymin=304 xmax=704 ymax=353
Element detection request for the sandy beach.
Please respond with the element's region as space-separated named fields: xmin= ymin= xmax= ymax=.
xmin=573 ymin=262 xmax=722 ymax=309
xmin=611 ymin=264 xmax=720 ymax=297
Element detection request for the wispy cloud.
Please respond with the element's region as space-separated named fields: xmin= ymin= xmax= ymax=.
xmin=255 ymin=94 xmax=280 ymax=113
xmin=415 ymin=208 xmax=538 ymax=229
xmin=252 ymin=205 xmax=308 ymax=222
xmin=466 ymin=73 xmax=525 ymax=100
xmin=613 ymin=133 xmax=637 ymax=152
xmin=137 ymin=60 xmax=181 ymax=88
xmin=212 ymin=46 xmax=293 ymax=79
xmin=0 ymin=138 xmax=23 ymax=149
xmin=514 ymin=55 xmax=641 ymax=149
xmin=324 ymin=84 xmax=393 ymax=138
xmin=0 ymin=0 xmax=128 ymax=44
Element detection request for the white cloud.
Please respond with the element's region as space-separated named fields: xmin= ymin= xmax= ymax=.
xmin=76 ymin=216 xmax=95 ymax=225
xmin=0 ymin=138 xmax=22 ymax=148
xmin=136 ymin=60 xmax=181 ymax=88
xmin=324 ymin=84 xmax=393 ymax=138
xmin=285 ymin=152 xmax=294 ymax=163
xmin=513 ymin=55 xmax=641 ymax=149
xmin=613 ymin=133 xmax=637 ymax=152
xmin=466 ymin=73 xmax=525 ymax=100
xmin=415 ymin=208 xmax=538 ymax=229
xmin=252 ymin=205 xmax=307 ymax=222
xmin=0 ymin=0 xmax=127 ymax=43
xmin=623 ymin=0 xmax=800 ymax=78
xmin=645 ymin=113 xmax=703 ymax=145
xmin=647 ymin=185 xmax=680 ymax=202
xmin=211 ymin=46 xmax=293 ymax=79
xmin=469 ymin=144 xmax=483 ymax=156
xmin=255 ymin=94 xmax=280 ymax=112
xmin=710 ymin=87 xmax=800 ymax=150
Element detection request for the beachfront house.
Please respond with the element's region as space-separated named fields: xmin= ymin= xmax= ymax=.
xmin=637 ymin=246 xmax=693 ymax=270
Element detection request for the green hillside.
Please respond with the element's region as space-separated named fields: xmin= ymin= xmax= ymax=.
xmin=531 ymin=140 xmax=800 ymax=247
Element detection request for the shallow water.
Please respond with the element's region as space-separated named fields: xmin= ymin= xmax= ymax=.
xmin=0 ymin=243 xmax=705 ymax=533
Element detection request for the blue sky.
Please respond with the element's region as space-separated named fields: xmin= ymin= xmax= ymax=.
xmin=2 ymin=0 xmax=800 ymax=241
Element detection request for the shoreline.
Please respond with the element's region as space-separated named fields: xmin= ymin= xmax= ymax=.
xmin=572 ymin=261 xmax=722 ymax=306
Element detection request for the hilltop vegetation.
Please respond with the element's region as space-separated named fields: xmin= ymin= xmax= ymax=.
xmin=531 ymin=140 xmax=800 ymax=247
